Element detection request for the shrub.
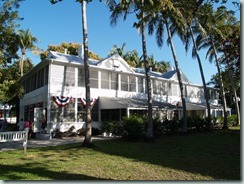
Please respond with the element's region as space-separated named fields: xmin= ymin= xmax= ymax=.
xmin=122 ymin=115 xmax=144 ymax=141
xmin=227 ymin=115 xmax=237 ymax=126
xmin=146 ymin=117 xmax=163 ymax=138
xmin=162 ymin=119 xmax=179 ymax=135
xmin=102 ymin=121 xmax=114 ymax=134
xmin=111 ymin=122 xmax=123 ymax=136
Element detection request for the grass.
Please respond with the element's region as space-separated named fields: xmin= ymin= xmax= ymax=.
xmin=0 ymin=127 xmax=240 ymax=180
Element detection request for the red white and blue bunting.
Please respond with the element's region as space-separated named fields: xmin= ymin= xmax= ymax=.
xmin=80 ymin=97 xmax=97 ymax=108
xmin=53 ymin=96 xmax=72 ymax=107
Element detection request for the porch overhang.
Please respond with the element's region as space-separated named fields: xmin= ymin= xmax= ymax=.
xmin=99 ymin=97 xmax=177 ymax=110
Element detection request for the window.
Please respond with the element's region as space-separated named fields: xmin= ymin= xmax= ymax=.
xmin=171 ymin=83 xmax=178 ymax=96
xmin=129 ymin=75 xmax=136 ymax=92
xmin=137 ymin=77 xmax=144 ymax=93
xmin=153 ymin=80 xmax=164 ymax=95
xmin=121 ymin=74 xmax=128 ymax=91
xmin=32 ymin=73 xmax=37 ymax=91
xmin=37 ymin=68 xmax=44 ymax=88
xmin=90 ymin=70 xmax=98 ymax=88
xmin=78 ymin=68 xmax=85 ymax=87
xmin=64 ymin=66 xmax=75 ymax=87
xmin=111 ymin=73 xmax=118 ymax=90
xmin=101 ymin=109 xmax=126 ymax=121
xmin=45 ymin=65 xmax=49 ymax=85
xmin=101 ymin=71 xmax=109 ymax=89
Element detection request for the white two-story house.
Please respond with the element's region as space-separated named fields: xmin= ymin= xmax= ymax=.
xmin=19 ymin=46 xmax=230 ymax=136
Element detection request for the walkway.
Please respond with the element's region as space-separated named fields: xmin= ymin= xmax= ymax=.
xmin=0 ymin=136 xmax=116 ymax=152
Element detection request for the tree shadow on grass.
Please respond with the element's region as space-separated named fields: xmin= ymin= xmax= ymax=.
xmin=1 ymin=129 xmax=239 ymax=180
xmin=91 ymin=129 xmax=240 ymax=180
xmin=0 ymin=164 xmax=110 ymax=180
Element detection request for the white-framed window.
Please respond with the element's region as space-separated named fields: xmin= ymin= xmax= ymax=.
xmin=101 ymin=71 xmax=109 ymax=89
xmin=121 ymin=74 xmax=128 ymax=91
xmin=129 ymin=75 xmax=136 ymax=92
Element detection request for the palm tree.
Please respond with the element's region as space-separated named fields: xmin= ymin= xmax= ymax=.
xmin=108 ymin=0 xmax=155 ymax=140
xmin=124 ymin=49 xmax=141 ymax=67
xmin=219 ymin=22 xmax=240 ymax=126
xmin=17 ymin=29 xmax=38 ymax=76
xmin=175 ymin=1 xmax=212 ymax=128
xmin=108 ymin=42 xmax=126 ymax=57
xmin=140 ymin=55 xmax=170 ymax=73
xmin=146 ymin=1 xmax=188 ymax=133
xmin=197 ymin=6 xmax=239 ymax=129
xmin=50 ymin=0 xmax=93 ymax=147
xmin=81 ymin=0 xmax=93 ymax=147
xmin=195 ymin=6 xmax=238 ymax=129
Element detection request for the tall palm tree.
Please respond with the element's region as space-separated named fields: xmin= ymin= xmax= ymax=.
xmin=108 ymin=0 xmax=155 ymax=140
xmin=81 ymin=0 xmax=93 ymax=147
xmin=146 ymin=1 xmax=188 ymax=133
xmin=50 ymin=0 xmax=93 ymax=146
xmin=219 ymin=22 xmax=240 ymax=126
xmin=17 ymin=29 xmax=38 ymax=76
xmin=175 ymin=1 xmax=212 ymax=128
xmin=196 ymin=6 xmax=237 ymax=129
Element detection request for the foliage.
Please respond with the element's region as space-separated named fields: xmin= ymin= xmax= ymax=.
xmin=227 ymin=115 xmax=237 ymax=126
xmin=101 ymin=121 xmax=114 ymax=133
xmin=216 ymin=115 xmax=238 ymax=127
xmin=0 ymin=59 xmax=33 ymax=105
xmin=144 ymin=116 xmax=164 ymax=138
xmin=40 ymin=42 xmax=103 ymax=61
xmin=17 ymin=28 xmax=39 ymax=76
xmin=122 ymin=115 xmax=145 ymax=141
xmin=102 ymin=121 xmax=123 ymax=136
xmin=162 ymin=118 xmax=180 ymax=135
xmin=108 ymin=43 xmax=170 ymax=73
xmin=0 ymin=0 xmax=23 ymax=65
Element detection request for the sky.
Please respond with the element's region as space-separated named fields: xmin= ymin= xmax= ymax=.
xmin=17 ymin=0 xmax=240 ymax=85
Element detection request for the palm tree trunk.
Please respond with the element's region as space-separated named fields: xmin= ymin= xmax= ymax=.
xmin=141 ymin=0 xmax=154 ymax=141
xmin=81 ymin=0 xmax=92 ymax=147
xmin=227 ymin=61 xmax=240 ymax=126
xmin=189 ymin=26 xmax=211 ymax=128
xmin=211 ymin=39 xmax=228 ymax=129
xmin=20 ymin=54 xmax=24 ymax=77
xmin=165 ymin=20 xmax=188 ymax=133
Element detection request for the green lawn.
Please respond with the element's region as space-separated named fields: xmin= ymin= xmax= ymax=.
xmin=0 ymin=127 xmax=240 ymax=180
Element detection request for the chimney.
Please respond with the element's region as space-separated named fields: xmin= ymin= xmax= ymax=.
xmin=78 ymin=44 xmax=84 ymax=58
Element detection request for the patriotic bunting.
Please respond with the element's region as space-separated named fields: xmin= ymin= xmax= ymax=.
xmin=53 ymin=96 xmax=72 ymax=107
xmin=80 ymin=97 xmax=97 ymax=108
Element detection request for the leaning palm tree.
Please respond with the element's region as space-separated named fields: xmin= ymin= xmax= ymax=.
xmin=17 ymin=29 xmax=38 ymax=76
xmin=176 ymin=0 xmax=212 ymax=128
xmin=146 ymin=0 xmax=188 ymax=133
xmin=219 ymin=21 xmax=240 ymax=126
xmin=195 ymin=6 xmax=237 ymax=129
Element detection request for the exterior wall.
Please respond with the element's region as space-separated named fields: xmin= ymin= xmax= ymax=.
xmin=19 ymin=55 xmax=223 ymax=134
